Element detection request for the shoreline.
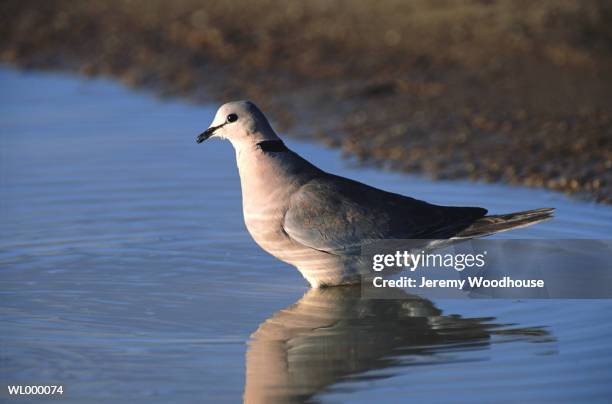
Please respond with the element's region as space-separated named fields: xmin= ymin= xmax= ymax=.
xmin=1 ymin=0 xmax=610 ymax=203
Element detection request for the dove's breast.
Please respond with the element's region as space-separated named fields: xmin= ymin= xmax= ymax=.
xmin=238 ymin=150 xmax=311 ymax=258
xmin=236 ymin=149 xmax=360 ymax=287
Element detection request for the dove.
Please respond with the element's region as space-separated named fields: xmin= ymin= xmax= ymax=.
xmin=196 ymin=101 xmax=554 ymax=287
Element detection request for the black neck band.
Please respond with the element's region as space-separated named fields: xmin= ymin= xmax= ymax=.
xmin=256 ymin=140 xmax=289 ymax=152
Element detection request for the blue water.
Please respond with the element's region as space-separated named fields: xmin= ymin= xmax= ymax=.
xmin=1 ymin=68 xmax=611 ymax=402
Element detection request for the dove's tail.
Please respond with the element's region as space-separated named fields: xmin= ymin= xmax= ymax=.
xmin=453 ymin=208 xmax=555 ymax=239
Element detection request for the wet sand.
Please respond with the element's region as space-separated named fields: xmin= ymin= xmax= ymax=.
xmin=1 ymin=0 xmax=611 ymax=202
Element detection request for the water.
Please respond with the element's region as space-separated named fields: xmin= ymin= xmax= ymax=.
xmin=1 ymin=68 xmax=611 ymax=402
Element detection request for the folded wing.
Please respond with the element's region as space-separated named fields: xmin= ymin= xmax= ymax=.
xmin=282 ymin=174 xmax=487 ymax=255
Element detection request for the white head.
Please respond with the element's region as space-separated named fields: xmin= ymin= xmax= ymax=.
xmin=196 ymin=101 xmax=280 ymax=150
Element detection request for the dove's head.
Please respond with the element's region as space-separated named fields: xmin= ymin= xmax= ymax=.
xmin=196 ymin=101 xmax=279 ymax=149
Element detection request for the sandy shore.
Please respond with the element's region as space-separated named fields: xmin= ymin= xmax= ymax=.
xmin=1 ymin=0 xmax=611 ymax=202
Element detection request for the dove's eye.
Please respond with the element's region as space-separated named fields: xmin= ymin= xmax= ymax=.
xmin=227 ymin=113 xmax=238 ymax=123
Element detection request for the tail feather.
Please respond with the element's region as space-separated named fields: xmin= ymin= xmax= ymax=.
xmin=454 ymin=208 xmax=555 ymax=239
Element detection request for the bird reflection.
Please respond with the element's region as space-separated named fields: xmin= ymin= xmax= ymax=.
xmin=244 ymin=286 xmax=551 ymax=403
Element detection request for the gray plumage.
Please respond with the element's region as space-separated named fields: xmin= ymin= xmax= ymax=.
xmin=197 ymin=101 xmax=554 ymax=287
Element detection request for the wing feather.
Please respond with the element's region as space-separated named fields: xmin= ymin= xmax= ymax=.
xmin=283 ymin=174 xmax=487 ymax=255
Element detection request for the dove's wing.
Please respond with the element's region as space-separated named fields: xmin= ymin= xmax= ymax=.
xmin=282 ymin=174 xmax=487 ymax=255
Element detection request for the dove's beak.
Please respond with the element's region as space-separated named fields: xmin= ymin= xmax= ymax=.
xmin=196 ymin=127 xmax=215 ymax=144
xmin=196 ymin=123 xmax=225 ymax=144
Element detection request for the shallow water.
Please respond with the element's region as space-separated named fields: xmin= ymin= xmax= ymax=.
xmin=1 ymin=68 xmax=611 ymax=402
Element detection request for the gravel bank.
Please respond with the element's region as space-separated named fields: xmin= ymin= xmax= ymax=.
xmin=1 ymin=0 xmax=611 ymax=202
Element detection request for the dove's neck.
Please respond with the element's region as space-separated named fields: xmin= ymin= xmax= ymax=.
xmin=235 ymin=142 xmax=320 ymax=215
